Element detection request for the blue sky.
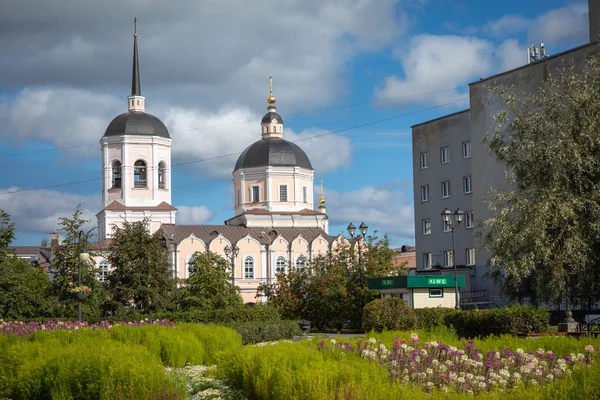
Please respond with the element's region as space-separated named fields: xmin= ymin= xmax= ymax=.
xmin=0 ymin=0 xmax=590 ymax=247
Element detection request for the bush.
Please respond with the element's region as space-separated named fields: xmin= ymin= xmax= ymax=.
xmin=227 ymin=320 xmax=302 ymax=345
xmin=414 ymin=307 xmax=458 ymax=330
xmin=445 ymin=305 xmax=550 ymax=338
xmin=362 ymin=298 xmax=417 ymax=333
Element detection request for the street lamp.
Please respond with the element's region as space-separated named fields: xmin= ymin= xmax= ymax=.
xmin=76 ymin=230 xmax=90 ymax=323
xmin=441 ymin=208 xmax=464 ymax=310
xmin=224 ymin=244 xmax=240 ymax=285
xmin=348 ymin=222 xmax=369 ymax=325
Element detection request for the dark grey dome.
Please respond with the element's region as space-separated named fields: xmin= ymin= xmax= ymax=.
xmin=103 ymin=112 xmax=170 ymax=138
xmin=234 ymin=138 xmax=313 ymax=171
xmin=261 ymin=111 xmax=284 ymax=124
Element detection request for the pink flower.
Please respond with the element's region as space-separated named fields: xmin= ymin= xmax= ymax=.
xmin=585 ymin=345 xmax=594 ymax=353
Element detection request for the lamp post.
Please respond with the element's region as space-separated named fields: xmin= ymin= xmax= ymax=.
xmin=347 ymin=222 xmax=369 ymax=326
xmin=441 ymin=208 xmax=464 ymax=310
xmin=224 ymin=245 xmax=240 ymax=286
xmin=76 ymin=230 xmax=90 ymax=323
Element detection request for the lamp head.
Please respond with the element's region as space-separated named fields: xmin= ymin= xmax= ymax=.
xmin=359 ymin=222 xmax=368 ymax=237
xmin=347 ymin=223 xmax=356 ymax=238
xmin=79 ymin=252 xmax=90 ymax=262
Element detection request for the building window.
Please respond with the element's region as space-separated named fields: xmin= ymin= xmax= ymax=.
xmin=441 ymin=180 xmax=450 ymax=198
xmin=134 ymin=160 xmax=147 ymax=188
xmin=422 ymin=218 xmax=431 ymax=235
xmin=466 ymin=248 xmax=476 ymax=265
xmin=236 ymin=188 xmax=241 ymax=206
xmin=279 ymin=185 xmax=288 ymax=202
xmin=463 ymin=176 xmax=472 ymax=194
xmin=421 ymin=185 xmax=430 ymax=202
xmin=420 ymin=152 xmax=428 ymax=169
xmin=465 ymin=211 xmax=474 ymax=229
xmin=443 ymin=218 xmax=452 ymax=232
xmin=295 ymin=255 xmax=307 ymax=272
xmin=423 ymin=252 xmax=432 ymax=269
xmin=158 ymin=161 xmax=166 ymax=189
xmin=429 ymin=288 xmax=443 ymax=298
xmin=98 ymin=260 xmax=110 ymax=283
xmin=275 ymin=256 xmax=286 ymax=275
xmin=440 ymin=147 xmax=449 ymax=164
xmin=443 ymin=250 xmax=454 ymax=267
xmin=111 ymin=160 xmax=122 ymax=189
xmin=302 ymin=186 xmax=308 ymax=203
xmin=462 ymin=141 xmax=471 ymax=158
xmin=251 ymin=185 xmax=260 ymax=203
xmin=244 ymin=256 xmax=254 ymax=279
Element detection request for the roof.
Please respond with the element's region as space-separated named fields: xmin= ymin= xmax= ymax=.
xmin=411 ymin=109 xmax=470 ymax=129
xmin=101 ymin=201 xmax=177 ymax=212
xmin=159 ymin=224 xmax=335 ymax=246
xmin=89 ymin=238 xmax=112 ymax=251
xmin=103 ymin=111 xmax=170 ymax=139
xmin=242 ymin=208 xmax=324 ymax=216
xmin=9 ymin=246 xmax=43 ymax=255
xmin=261 ymin=111 xmax=284 ymax=124
xmin=234 ymin=138 xmax=313 ymax=171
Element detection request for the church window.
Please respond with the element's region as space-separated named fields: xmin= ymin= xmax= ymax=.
xmin=266 ymin=126 xmax=269 ymax=133
xmin=134 ymin=160 xmax=147 ymax=188
xmin=275 ymin=256 xmax=286 ymax=275
xmin=295 ymin=255 xmax=307 ymax=272
xmin=302 ymin=186 xmax=308 ymax=203
xmin=112 ymin=160 xmax=122 ymax=188
xmin=158 ymin=161 xmax=167 ymax=189
xmin=244 ymin=256 xmax=254 ymax=279
xmin=98 ymin=260 xmax=110 ymax=282
xmin=251 ymin=185 xmax=260 ymax=203
xmin=279 ymin=185 xmax=288 ymax=202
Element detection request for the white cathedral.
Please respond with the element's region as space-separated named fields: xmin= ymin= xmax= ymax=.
xmin=92 ymin=29 xmax=355 ymax=302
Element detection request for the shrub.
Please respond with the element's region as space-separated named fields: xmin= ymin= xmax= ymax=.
xmin=446 ymin=305 xmax=550 ymax=338
xmin=414 ymin=307 xmax=458 ymax=330
xmin=227 ymin=320 xmax=302 ymax=345
xmin=362 ymin=298 xmax=417 ymax=333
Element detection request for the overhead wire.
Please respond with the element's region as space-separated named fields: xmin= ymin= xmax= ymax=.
xmin=0 ymin=96 xmax=468 ymax=197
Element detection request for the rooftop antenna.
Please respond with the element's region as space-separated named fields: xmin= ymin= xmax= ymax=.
xmin=527 ymin=43 xmax=548 ymax=64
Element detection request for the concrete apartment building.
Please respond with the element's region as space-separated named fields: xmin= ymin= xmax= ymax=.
xmin=412 ymin=1 xmax=600 ymax=306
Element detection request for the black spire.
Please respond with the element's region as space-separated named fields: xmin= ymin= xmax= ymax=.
xmin=131 ymin=18 xmax=141 ymax=96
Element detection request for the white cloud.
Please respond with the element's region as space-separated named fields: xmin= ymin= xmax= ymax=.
xmin=0 ymin=88 xmax=353 ymax=178
xmin=483 ymin=15 xmax=530 ymax=38
xmin=175 ymin=205 xmax=213 ymax=225
xmin=496 ymin=39 xmax=525 ymax=71
xmin=375 ymin=34 xmax=495 ymax=107
xmin=322 ymin=182 xmax=414 ymax=245
xmin=527 ymin=4 xmax=588 ymax=45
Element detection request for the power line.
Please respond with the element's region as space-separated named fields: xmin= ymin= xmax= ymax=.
xmin=0 ymin=97 xmax=468 ymax=196
xmin=0 ymin=86 xmax=463 ymax=159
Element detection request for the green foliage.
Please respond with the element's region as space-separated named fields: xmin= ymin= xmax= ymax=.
xmin=106 ymin=219 xmax=177 ymax=314
xmin=50 ymin=205 xmax=104 ymax=320
xmin=0 ymin=256 xmax=54 ymax=320
xmin=228 ymin=320 xmax=302 ymax=345
xmin=0 ymin=208 xmax=15 ymax=258
xmin=414 ymin=307 xmax=458 ymax=330
xmin=445 ymin=305 xmax=550 ymax=338
xmin=181 ymin=251 xmax=243 ymax=310
xmin=362 ymin=298 xmax=417 ymax=333
xmin=483 ymin=53 xmax=600 ymax=304
xmin=0 ymin=324 xmax=242 ymax=399
xmin=259 ymin=233 xmax=400 ymax=330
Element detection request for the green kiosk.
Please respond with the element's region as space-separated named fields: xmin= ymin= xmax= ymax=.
xmin=368 ymin=275 xmax=466 ymax=309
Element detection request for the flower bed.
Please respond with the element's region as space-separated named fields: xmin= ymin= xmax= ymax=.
xmin=317 ymin=333 xmax=598 ymax=395
xmin=0 ymin=319 xmax=176 ymax=336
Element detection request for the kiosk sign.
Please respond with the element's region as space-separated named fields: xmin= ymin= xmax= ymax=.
xmin=427 ymin=278 xmax=448 ymax=286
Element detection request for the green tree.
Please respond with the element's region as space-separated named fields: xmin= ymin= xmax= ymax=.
xmin=181 ymin=251 xmax=243 ymax=310
xmin=0 ymin=208 xmax=56 ymax=319
xmin=0 ymin=208 xmax=15 ymax=258
xmin=0 ymin=256 xmax=54 ymax=319
xmin=50 ymin=205 xmax=104 ymax=319
xmin=483 ymin=54 xmax=600 ymax=306
xmin=259 ymin=233 xmax=400 ymax=330
xmin=106 ymin=219 xmax=176 ymax=313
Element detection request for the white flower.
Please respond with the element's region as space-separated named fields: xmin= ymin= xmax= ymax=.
xmin=368 ymin=338 xmax=377 ymax=344
xmin=516 ymin=348 xmax=524 ymax=356
xmin=330 ymin=339 xmax=336 ymax=345
xmin=546 ymin=374 xmax=554 ymax=382
xmin=426 ymin=368 xmax=433 ymax=375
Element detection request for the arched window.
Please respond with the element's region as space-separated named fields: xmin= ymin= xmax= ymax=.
xmin=295 ymin=255 xmax=307 ymax=272
xmin=112 ymin=160 xmax=122 ymax=188
xmin=244 ymin=256 xmax=254 ymax=279
xmin=275 ymin=256 xmax=286 ymax=275
xmin=134 ymin=160 xmax=147 ymax=188
xmin=98 ymin=260 xmax=110 ymax=282
xmin=158 ymin=161 xmax=166 ymax=189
